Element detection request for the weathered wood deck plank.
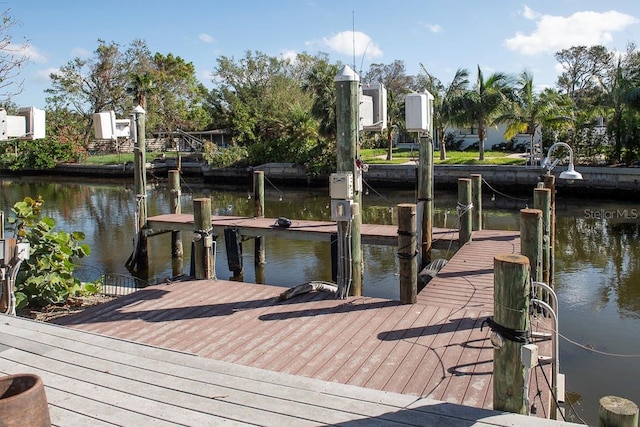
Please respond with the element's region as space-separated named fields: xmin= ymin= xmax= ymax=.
xmin=147 ymin=213 xmax=458 ymax=248
xmin=0 ymin=315 xmax=578 ymax=426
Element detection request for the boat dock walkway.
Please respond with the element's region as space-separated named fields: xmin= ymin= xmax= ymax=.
xmin=0 ymin=313 xmax=574 ymax=426
xmin=146 ymin=213 xmax=459 ymax=250
xmin=11 ymin=227 xmax=574 ymax=425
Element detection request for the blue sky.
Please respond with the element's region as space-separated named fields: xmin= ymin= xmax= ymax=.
xmin=9 ymin=0 xmax=640 ymax=108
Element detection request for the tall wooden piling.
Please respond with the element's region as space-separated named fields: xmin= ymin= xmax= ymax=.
xmin=534 ymin=187 xmax=551 ymax=286
xmin=599 ymin=396 xmax=639 ymax=427
xmin=493 ymin=253 xmax=531 ymax=415
xmin=417 ymin=134 xmax=433 ymax=268
xmin=193 ymin=198 xmax=214 ymax=280
xmin=125 ymin=106 xmax=149 ymax=276
xmin=458 ymin=178 xmax=472 ymax=245
xmin=334 ymin=65 xmax=362 ymax=296
xmin=470 ymin=174 xmax=482 ymax=231
xmin=168 ymin=170 xmax=183 ymax=276
xmin=253 ymin=171 xmax=266 ymax=268
xmin=520 ymin=208 xmax=543 ymax=283
xmin=398 ymin=203 xmax=417 ymax=304
xmin=543 ymin=174 xmax=556 ymax=287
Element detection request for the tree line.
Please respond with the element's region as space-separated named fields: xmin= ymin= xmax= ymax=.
xmin=3 ymin=32 xmax=640 ymax=171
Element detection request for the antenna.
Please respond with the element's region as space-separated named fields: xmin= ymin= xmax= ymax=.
xmin=352 ymin=11 xmax=356 ymax=71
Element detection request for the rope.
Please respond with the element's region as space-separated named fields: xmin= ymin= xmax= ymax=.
xmin=480 ymin=317 xmax=530 ymax=344
xmin=482 ymin=177 xmax=530 ymax=202
xmin=263 ymin=174 xmax=285 ymax=200
xmin=456 ymin=202 xmax=473 ymax=217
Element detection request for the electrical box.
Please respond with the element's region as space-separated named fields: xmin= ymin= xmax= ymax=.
xmin=115 ymin=119 xmax=131 ymax=138
xmin=15 ymin=242 xmax=30 ymax=261
xmin=93 ymin=111 xmax=116 ymax=140
xmin=521 ymin=344 xmax=539 ymax=369
xmin=405 ymin=91 xmax=434 ymax=132
xmin=329 ymin=172 xmax=353 ymax=200
xmin=17 ymin=107 xmax=46 ymax=140
xmin=362 ymin=82 xmax=387 ymax=131
xmin=331 ymin=199 xmax=353 ymax=221
xmin=359 ymin=92 xmax=373 ymax=130
xmin=6 ymin=115 xmax=26 ymax=139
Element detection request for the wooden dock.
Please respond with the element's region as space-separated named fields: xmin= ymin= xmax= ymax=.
xmin=0 ymin=314 xmax=575 ymax=426
xmin=25 ymin=227 xmax=571 ymax=425
xmin=146 ymin=213 xmax=459 ymax=249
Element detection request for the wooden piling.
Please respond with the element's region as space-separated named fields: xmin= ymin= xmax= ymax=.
xmin=398 ymin=203 xmax=417 ymax=304
xmin=493 ymin=253 xmax=530 ymax=415
xmin=125 ymin=107 xmax=149 ymax=276
xmin=543 ymin=174 xmax=556 ymax=287
xmin=470 ymin=174 xmax=482 ymax=231
xmin=520 ymin=208 xmax=543 ymax=283
xmin=253 ymin=171 xmax=266 ymax=267
xmin=193 ymin=198 xmax=214 ymax=280
xmin=458 ymin=178 xmax=472 ymax=245
xmin=335 ymin=65 xmax=362 ymax=296
xmin=417 ymin=134 xmax=433 ymax=268
xmin=599 ymin=396 xmax=639 ymax=427
xmin=168 ymin=170 xmax=183 ymax=277
xmin=534 ymin=188 xmax=551 ymax=286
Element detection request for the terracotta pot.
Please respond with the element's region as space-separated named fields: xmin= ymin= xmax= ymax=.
xmin=0 ymin=374 xmax=51 ymax=427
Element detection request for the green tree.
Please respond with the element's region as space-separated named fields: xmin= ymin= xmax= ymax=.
xmin=46 ymin=39 xmax=131 ymax=144
xmin=449 ymin=66 xmax=515 ymax=160
xmin=417 ymin=66 xmax=469 ymax=160
xmin=302 ymin=55 xmax=339 ymax=140
xmin=500 ymin=71 xmax=571 ymax=159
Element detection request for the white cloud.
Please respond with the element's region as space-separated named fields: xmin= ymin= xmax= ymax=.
xmin=33 ymin=67 xmax=58 ymax=84
xmin=199 ymin=33 xmax=215 ymax=43
xmin=279 ymin=49 xmax=298 ymax=64
xmin=505 ymin=9 xmax=639 ymax=55
xmin=522 ymin=5 xmax=540 ymax=20
xmin=310 ymin=31 xmax=383 ymax=60
xmin=424 ymin=23 xmax=442 ymax=33
xmin=6 ymin=44 xmax=47 ymax=64
xmin=70 ymin=47 xmax=91 ymax=58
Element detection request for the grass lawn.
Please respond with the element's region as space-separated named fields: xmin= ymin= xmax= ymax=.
xmin=82 ymin=152 xmax=178 ymax=165
xmin=82 ymin=148 xmax=526 ymax=166
xmin=361 ymin=147 xmax=526 ymax=166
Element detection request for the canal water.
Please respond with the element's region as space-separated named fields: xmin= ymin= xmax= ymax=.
xmin=1 ymin=175 xmax=638 ymax=425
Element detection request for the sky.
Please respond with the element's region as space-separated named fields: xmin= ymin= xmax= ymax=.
xmin=7 ymin=0 xmax=640 ymax=108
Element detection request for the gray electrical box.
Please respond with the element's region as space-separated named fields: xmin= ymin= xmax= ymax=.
xmin=329 ymin=173 xmax=353 ymax=200
xmin=331 ymin=199 xmax=353 ymax=221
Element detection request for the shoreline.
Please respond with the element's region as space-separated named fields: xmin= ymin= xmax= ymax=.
xmin=2 ymin=161 xmax=638 ymax=200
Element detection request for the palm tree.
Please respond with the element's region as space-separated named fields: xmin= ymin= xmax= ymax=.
xmin=449 ymin=66 xmax=515 ymax=160
xmin=419 ymin=66 xmax=469 ymax=160
xmin=500 ymin=71 xmax=571 ymax=163
xmin=127 ymin=72 xmax=155 ymax=111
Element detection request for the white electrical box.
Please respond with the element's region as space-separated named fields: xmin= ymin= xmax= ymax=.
xmin=330 ymin=172 xmax=353 ymax=200
xmin=17 ymin=106 xmax=46 ymax=140
xmin=359 ymin=92 xmax=373 ymax=130
xmin=405 ymin=91 xmax=434 ymax=132
xmin=405 ymin=93 xmax=428 ymax=131
xmin=362 ymin=82 xmax=387 ymax=131
xmin=93 ymin=111 xmax=116 ymax=140
xmin=5 ymin=115 xmax=26 ymax=138
xmin=521 ymin=343 xmax=539 ymax=369
xmin=331 ymin=199 xmax=353 ymax=221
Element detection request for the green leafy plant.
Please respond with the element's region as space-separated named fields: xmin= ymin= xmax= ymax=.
xmin=8 ymin=196 xmax=98 ymax=310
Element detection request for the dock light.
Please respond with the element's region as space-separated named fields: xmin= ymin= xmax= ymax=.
xmin=541 ymin=142 xmax=583 ymax=181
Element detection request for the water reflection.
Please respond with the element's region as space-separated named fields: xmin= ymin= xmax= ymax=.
xmin=0 ymin=176 xmax=638 ymax=425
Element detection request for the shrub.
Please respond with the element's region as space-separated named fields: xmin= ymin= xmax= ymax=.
xmin=8 ymin=196 xmax=98 ymax=310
